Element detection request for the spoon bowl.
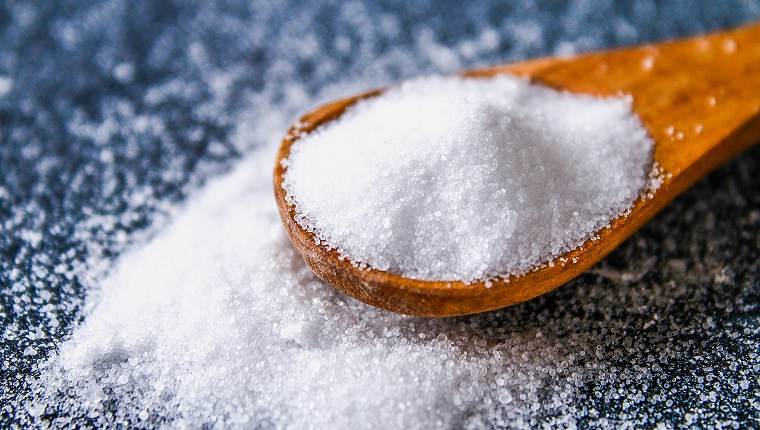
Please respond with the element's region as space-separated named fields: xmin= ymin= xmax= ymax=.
xmin=274 ymin=23 xmax=760 ymax=317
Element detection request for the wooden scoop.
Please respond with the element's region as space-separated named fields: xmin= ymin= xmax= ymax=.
xmin=274 ymin=23 xmax=760 ymax=317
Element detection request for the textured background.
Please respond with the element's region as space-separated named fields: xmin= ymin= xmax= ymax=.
xmin=1 ymin=0 xmax=759 ymax=427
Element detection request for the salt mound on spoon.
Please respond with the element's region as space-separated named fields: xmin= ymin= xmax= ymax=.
xmin=282 ymin=75 xmax=654 ymax=283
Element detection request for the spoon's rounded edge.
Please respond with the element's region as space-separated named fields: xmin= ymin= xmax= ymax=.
xmin=272 ymin=81 xmax=641 ymax=318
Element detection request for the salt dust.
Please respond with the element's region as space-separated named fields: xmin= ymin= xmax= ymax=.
xmin=0 ymin=76 xmax=12 ymax=96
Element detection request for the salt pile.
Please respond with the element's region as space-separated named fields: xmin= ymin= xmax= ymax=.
xmin=23 ymin=147 xmax=585 ymax=429
xmin=282 ymin=75 xmax=654 ymax=282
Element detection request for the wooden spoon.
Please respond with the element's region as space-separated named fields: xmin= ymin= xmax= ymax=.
xmin=274 ymin=23 xmax=760 ymax=317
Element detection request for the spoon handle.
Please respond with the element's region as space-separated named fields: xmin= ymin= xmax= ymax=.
xmin=471 ymin=23 xmax=760 ymax=204
xmin=452 ymin=23 xmax=760 ymax=315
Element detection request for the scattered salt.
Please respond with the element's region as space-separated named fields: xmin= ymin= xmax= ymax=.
xmin=113 ymin=62 xmax=135 ymax=84
xmin=5 ymin=2 xmax=758 ymax=429
xmin=641 ymin=56 xmax=655 ymax=71
xmin=283 ymin=75 xmax=654 ymax=282
xmin=723 ymin=38 xmax=737 ymax=54
xmin=0 ymin=75 xmax=13 ymax=96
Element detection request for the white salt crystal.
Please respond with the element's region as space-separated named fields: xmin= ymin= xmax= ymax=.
xmin=283 ymin=75 xmax=654 ymax=282
xmin=0 ymin=76 xmax=13 ymax=96
xmin=641 ymin=56 xmax=655 ymax=71
xmin=723 ymin=38 xmax=737 ymax=54
xmin=113 ymin=62 xmax=135 ymax=83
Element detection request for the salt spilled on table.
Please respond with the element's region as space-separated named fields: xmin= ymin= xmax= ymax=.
xmin=282 ymin=75 xmax=655 ymax=283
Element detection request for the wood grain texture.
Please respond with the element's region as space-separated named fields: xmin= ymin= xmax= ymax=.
xmin=274 ymin=23 xmax=760 ymax=317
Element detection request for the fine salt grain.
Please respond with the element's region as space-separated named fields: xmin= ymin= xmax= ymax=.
xmin=283 ymin=76 xmax=654 ymax=282
xmin=0 ymin=76 xmax=13 ymax=96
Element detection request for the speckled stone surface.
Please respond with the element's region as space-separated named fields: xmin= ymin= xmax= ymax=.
xmin=1 ymin=1 xmax=759 ymax=428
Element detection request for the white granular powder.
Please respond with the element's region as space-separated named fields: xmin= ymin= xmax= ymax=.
xmin=24 ymin=148 xmax=586 ymax=429
xmin=282 ymin=75 xmax=654 ymax=282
